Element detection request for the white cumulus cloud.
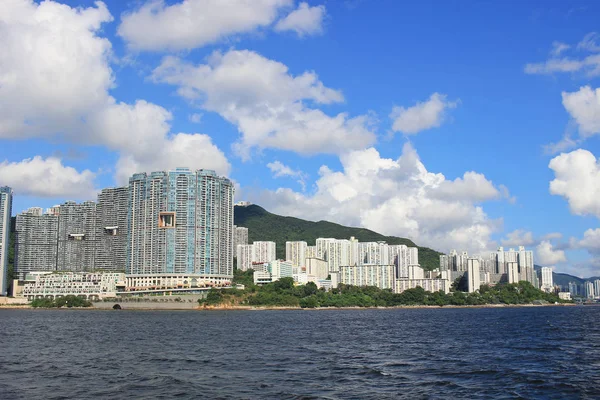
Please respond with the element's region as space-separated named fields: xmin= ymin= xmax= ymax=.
xmin=524 ymin=33 xmax=600 ymax=77
xmin=152 ymin=50 xmax=376 ymax=159
xmin=536 ymin=240 xmax=567 ymax=266
xmin=501 ymin=229 xmax=535 ymax=247
xmin=118 ymin=0 xmax=292 ymax=51
xmin=247 ymin=143 xmax=505 ymax=253
xmin=0 ymin=157 xmax=96 ymax=199
xmin=562 ymin=86 xmax=600 ymax=138
xmin=274 ymin=2 xmax=326 ymax=37
xmin=390 ymin=93 xmax=458 ymax=135
xmin=549 ymin=149 xmax=600 ymax=218
xmin=267 ymin=161 xmax=308 ymax=190
xmin=570 ymin=228 xmax=600 ymax=255
xmin=0 ymin=0 xmax=231 ymax=189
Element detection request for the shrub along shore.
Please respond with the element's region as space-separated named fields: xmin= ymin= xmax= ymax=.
xmin=200 ymin=269 xmax=568 ymax=309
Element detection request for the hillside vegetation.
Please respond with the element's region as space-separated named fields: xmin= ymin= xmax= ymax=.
xmin=201 ymin=270 xmax=566 ymax=308
xmin=235 ymin=205 xmax=442 ymax=270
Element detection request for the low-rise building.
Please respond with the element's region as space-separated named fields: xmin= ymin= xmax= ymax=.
xmin=394 ymin=278 xmax=450 ymax=294
xmin=22 ymin=272 xmax=125 ymax=300
xmin=558 ymin=292 xmax=571 ymax=301
xmin=124 ymin=273 xmax=231 ymax=292
xmin=253 ymin=271 xmax=273 ymax=285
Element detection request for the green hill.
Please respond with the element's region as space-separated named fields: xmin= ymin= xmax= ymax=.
xmin=234 ymin=204 xmax=442 ymax=270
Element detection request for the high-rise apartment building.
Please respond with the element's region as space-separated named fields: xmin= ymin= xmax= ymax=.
xmin=0 ymin=187 xmax=12 ymax=296
xmin=358 ymin=242 xmax=389 ymax=266
xmin=540 ymin=267 xmax=553 ymax=292
xmin=236 ymin=244 xmax=255 ymax=271
xmin=253 ymin=241 xmax=276 ymax=264
xmin=95 ymin=187 xmax=128 ymax=271
xmin=517 ymin=246 xmax=535 ymax=283
xmin=315 ymin=238 xmax=335 ymax=260
xmin=306 ymin=245 xmax=317 ymax=259
xmin=233 ymin=226 xmax=249 ymax=250
xmin=325 ymin=239 xmax=351 ymax=273
xmin=585 ymin=281 xmax=595 ymax=299
xmin=57 ymin=201 xmax=97 ymax=272
xmin=15 ymin=209 xmax=59 ymax=279
xmin=507 ymin=262 xmax=519 ymax=284
xmin=127 ymin=168 xmax=234 ymax=276
xmin=285 ymin=241 xmax=307 ymax=269
xmin=467 ymin=258 xmax=481 ymax=293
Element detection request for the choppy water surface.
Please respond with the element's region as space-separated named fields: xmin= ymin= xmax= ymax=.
xmin=1 ymin=306 xmax=599 ymax=399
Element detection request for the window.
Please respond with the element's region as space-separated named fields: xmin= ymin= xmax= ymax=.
xmin=158 ymin=212 xmax=176 ymax=228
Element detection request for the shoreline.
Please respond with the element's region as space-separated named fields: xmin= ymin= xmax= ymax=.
xmin=0 ymin=303 xmax=579 ymax=311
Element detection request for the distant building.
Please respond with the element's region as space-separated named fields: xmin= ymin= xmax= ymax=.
xmin=236 ymin=244 xmax=255 ymax=271
xmin=252 ymin=260 xmax=293 ymax=285
xmin=585 ymin=281 xmax=595 ymax=299
xmin=95 ymin=187 xmax=128 ymax=271
xmin=507 ymin=262 xmax=519 ymax=284
xmin=395 ymin=278 xmax=450 ymax=294
xmin=0 ymin=187 xmax=12 ymax=296
xmin=333 ymin=264 xmax=395 ymax=290
xmin=253 ymin=241 xmax=276 ymax=264
xmin=569 ymin=282 xmax=579 ymax=297
xmin=305 ymin=257 xmax=328 ymax=279
xmin=22 ymin=272 xmax=125 ymax=300
xmin=540 ymin=267 xmax=554 ymax=292
xmin=15 ymin=209 xmax=59 ymax=279
xmin=467 ymin=258 xmax=480 ymax=293
xmin=269 ymin=260 xmax=293 ymax=281
xmin=286 ymin=241 xmax=307 ymax=269
xmin=558 ymin=292 xmax=571 ymax=301
xmin=57 ymin=200 xmax=97 ymax=272
xmin=233 ymin=226 xmax=248 ymax=250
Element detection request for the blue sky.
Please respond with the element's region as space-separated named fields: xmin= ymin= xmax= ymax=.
xmin=2 ymin=0 xmax=600 ymax=277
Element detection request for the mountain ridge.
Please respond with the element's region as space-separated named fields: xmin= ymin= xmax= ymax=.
xmin=234 ymin=204 xmax=442 ymax=270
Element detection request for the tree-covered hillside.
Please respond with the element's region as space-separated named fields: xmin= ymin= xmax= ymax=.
xmin=234 ymin=205 xmax=442 ymax=270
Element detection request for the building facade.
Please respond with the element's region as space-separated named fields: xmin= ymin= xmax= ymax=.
xmin=285 ymin=241 xmax=307 ymax=269
xmin=253 ymin=241 xmax=276 ymax=264
xmin=127 ymin=169 xmax=234 ymax=276
xmin=233 ymin=226 xmax=248 ymax=250
xmin=22 ymin=272 xmax=125 ymax=300
xmin=15 ymin=209 xmax=59 ymax=279
xmin=467 ymin=258 xmax=481 ymax=293
xmin=57 ymin=201 xmax=97 ymax=272
xmin=95 ymin=187 xmax=129 ymax=271
xmin=395 ymin=278 xmax=450 ymax=294
xmin=0 ymin=187 xmax=12 ymax=296
xmin=236 ymin=244 xmax=255 ymax=271
xmin=540 ymin=267 xmax=554 ymax=292
xmin=334 ymin=264 xmax=395 ymax=290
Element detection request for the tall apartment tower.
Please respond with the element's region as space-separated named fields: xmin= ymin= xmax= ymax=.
xmin=15 ymin=209 xmax=59 ymax=279
xmin=286 ymin=241 xmax=307 ymax=269
xmin=233 ymin=226 xmax=249 ymax=251
xmin=253 ymin=241 xmax=276 ymax=264
xmin=540 ymin=267 xmax=553 ymax=292
xmin=57 ymin=201 xmax=97 ymax=271
xmin=95 ymin=187 xmax=129 ymax=271
xmin=467 ymin=258 xmax=481 ymax=293
xmin=236 ymin=244 xmax=255 ymax=271
xmin=127 ymin=168 xmax=234 ymax=276
xmin=0 ymin=187 xmax=13 ymax=296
